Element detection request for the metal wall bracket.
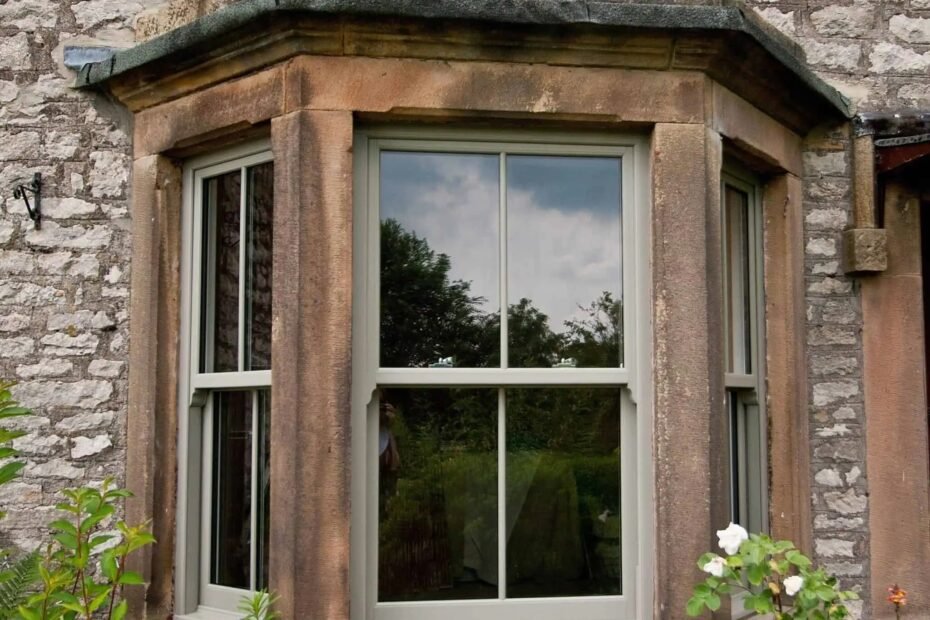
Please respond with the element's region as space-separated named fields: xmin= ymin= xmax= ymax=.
xmin=12 ymin=173 xmax=41 ymax=229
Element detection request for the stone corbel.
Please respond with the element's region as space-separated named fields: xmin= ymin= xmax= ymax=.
xmin=843 ymin=133 xmax=888 ymax=274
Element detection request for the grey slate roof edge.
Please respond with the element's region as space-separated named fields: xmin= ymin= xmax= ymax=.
xmin=72 ymin=0 xmax=852 ymax=119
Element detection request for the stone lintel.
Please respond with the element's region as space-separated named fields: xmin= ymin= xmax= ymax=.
xmin=842 ymin=228 xmax=888 ymax=275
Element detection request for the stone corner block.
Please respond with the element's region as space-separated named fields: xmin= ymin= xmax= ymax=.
xmin=842 ymin=228 xmax=887 ymax=275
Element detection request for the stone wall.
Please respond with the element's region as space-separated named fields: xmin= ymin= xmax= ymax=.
xmin=0 ymin=0 xmax=162 ymax=549
xmin=2 ymin=0 xmax=927 ymax=617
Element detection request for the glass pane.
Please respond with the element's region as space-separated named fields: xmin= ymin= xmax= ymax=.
xmin=380 ymin=152 xmax=500 ymax=368
xmin=246 ymin=162 xmax=274 ymax=371
xmin=210 ymin=390 xmax=253 ymax=588
xmin=256 ymin=390 xmax=272 ymax=589
xmin=506 ymin=388 xmax=621 ymax=597
xmin=724 ymin=185 xmax=752 ymax=374
xmin=201 ymin=171 xmax=242 ymax=373
xmin=378 ymin=388 xmax=498 ymax=601
xmin=507 ymin=156 xmax=622 ymax=368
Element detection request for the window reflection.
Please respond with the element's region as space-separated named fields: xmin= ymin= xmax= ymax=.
xmin=508 ymin=156 xmax=622 ymax=368
xmin=506 ymin=388 xmax=621 ymax=597
xmin=380 ymin=152 xmax=500 ymax=369
xmin=202 ymin=171 xmax=241 ymax=373
xmin=246 ymin=163 xmax=274 ymax=371
xmin=378 ymin=388 xmax=498 ymax=601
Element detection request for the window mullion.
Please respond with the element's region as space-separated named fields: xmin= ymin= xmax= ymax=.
xmin=249 ymin=390 xmax=259 ymax=591
xmin=499 ymin=152 xmax=508 ymax=370
xmin=238 ymin=166 xmax=248 ymax=373
xmin=497 ymin=387 xmax=506 ymax=600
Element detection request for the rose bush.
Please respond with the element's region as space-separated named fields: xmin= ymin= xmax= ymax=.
xmin=687 ymin=523 xmax=858 ymax=619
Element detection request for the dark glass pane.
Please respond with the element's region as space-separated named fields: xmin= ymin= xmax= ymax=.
xmin=378 ymin=388 xmax=498 ymax=601
xmin=380 ymin=152 xmax=500 ymax=369
xmin=506 ymin=388 xmax=621 ymax=597
xmin=507 ymin=156 xmax=622 ymax=369
xmin=201 ymin=171 xmax=241 ymax=373
xmin=246 ymin=163 xmax=274 ymax=371
xmin=724 ymin=186 xmax=752 ymax=375
xmin=210 ymin=391 xmax=253 ymax=588
xmin=256 ymin=389 xmax=272 ymax=589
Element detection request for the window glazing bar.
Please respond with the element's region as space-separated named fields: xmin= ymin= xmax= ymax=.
xmin=375 ymin=368 xmax=630 ymax=386
xmin=192 ymin=371 xmax=272 ymax=392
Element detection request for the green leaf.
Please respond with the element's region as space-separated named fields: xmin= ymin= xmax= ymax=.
xmin=112 ymin=600 xmax=128 ymax=620
xmin=786 ymin=550 xmax=812 ymax=568
xmin=747 ymin=562 xmax=766 ymax=586
xmin=686 ymin=596 xmax=706 ymax=617
xmin=0 ymin=462 xmax=25 ymax=486
xmin=119 ymin=571 xmax=145 ymax=586
xmin=706 ymin=593 xmax=721 ymax=612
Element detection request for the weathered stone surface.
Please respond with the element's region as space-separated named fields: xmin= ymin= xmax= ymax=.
xmin=12 ymin=380 xmax=112 ymax=409
xmin=88 ymin=359 xmax=124 ymax=378
xmin=0 ymin=33 xmax=32 ymax=71
xmin=816 ymin=538 xmax=856 ymax=558
xmin=71 ymin=434 xmax=112 ymax=459
xmin=55 ymin=410 xmax=116 ymax=433
xmin=40 ymin=333 xmax=99 ymax=356
xmin=810 ymin=6 xmax=874 ymax=38
xmin=843 ymin=228 xmax=887 ymax=274
xmin=89 ymin=151 xmax=130 ymax=198
xmin=43 ymin=198 xmax=98 ymax=219
xmin=813 ymin=381 xmax=860 ymax=407
xmin=16 ymin=359 xmax=73 ymax=379
xmin=0 ymin=337 xmax=35 ymax=358
xmin=0 ymin=313 xmax=31 ymax=332
xmin=802 ymin=40 xmax=861 ymax=72
xmin=824 ymin=488 xmax=868 ymax=515
xmin=890 ymin=14 xmax=930 ymax=44
xmin=25 ymin=222 xmax=112 ymax=249
xmin=870 ymin=42 xmax=930 ymax=74
xmin=806 ymin=237 xmax=836 ymax=257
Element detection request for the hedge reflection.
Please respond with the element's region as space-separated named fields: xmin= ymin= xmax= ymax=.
xmin=379 ymin=219 xmax=622 ymax=601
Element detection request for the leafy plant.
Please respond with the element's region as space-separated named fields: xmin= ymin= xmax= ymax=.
xmin=0 ymin=381 xmax=31 ymax=519
xmin=0 ymin=551 xmax=40 ymax=617
xmin=17 ymin=480 xmax=155 ymax=620
xmin=0 ymin=380 xmax=156 ymax=620
xmin=239 ymin=589 xmax=281 ymax=620
xmin=687 ymin=522 xmax=858 ymax=619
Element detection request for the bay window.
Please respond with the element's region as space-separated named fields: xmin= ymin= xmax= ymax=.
xmin=351 ymin=129 xmax=650 ymax=620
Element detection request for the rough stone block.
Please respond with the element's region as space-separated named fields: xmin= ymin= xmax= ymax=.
xmin=842 ymin=228 xmax=887 ymax=274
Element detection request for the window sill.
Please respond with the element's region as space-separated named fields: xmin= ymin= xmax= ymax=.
xmin=176 ymin=606 xmax=244 ymax=620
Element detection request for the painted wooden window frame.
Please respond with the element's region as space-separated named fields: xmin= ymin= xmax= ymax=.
xmin=176 ymin=140 xmax=274 ymax=619
xmin=722 ymin=169 xmax=768 ymax=536
xmin=350 ymin=126 xmax=653 ymax=620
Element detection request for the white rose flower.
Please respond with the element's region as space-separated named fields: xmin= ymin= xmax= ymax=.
xmin=701 ymin=555 xmax=727 ymax=577
xmin=716 ymin=522 xmax=749 ymax=555
xmin=784 ymin=575 xmax=804 ymax=597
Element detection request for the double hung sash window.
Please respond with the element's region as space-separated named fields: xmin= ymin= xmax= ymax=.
xmin=722 ymin=172 xmax=767 ymax=535
xmin=353 ymin=130 xmax=648 ymax=620
xmin=181 ymin=145 xmax=274 ymax=615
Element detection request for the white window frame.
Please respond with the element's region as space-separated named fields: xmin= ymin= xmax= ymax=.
xmin=351 ymin=127 xmax=653 ymax=620
xmin=176 ymin=140 xmax=274 ymax=619
xmin=722 ymin=168 xmax=768 ymax=536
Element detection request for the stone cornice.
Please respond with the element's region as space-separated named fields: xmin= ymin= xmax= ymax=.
xmin=73 ymin=0 xmax=850 ymax=133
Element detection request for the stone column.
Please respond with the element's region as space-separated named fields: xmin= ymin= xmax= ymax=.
xmin=270 ymin=110 xmax=354 ymax=619
xmin=763 ymin=173 xmax=813 ymax=551
xmin=862 ymin=182 xmax=930 ymax=618
xmin=652 ymin=124 xmax=726 ymax=618
xmin=125 ymin=154 xmax=182 ymax=618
